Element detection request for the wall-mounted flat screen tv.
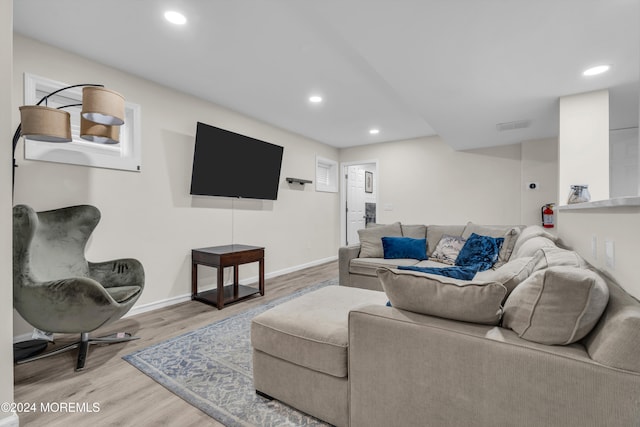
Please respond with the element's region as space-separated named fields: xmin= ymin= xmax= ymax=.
xmin=190 ymin=122 xmax=284 ymax=200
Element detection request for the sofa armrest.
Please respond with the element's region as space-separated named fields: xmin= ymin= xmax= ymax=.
xmin=338 ymin=245 xmax=361 ymax=286
xmin=348 ymin=305 xmax=640 ymax=427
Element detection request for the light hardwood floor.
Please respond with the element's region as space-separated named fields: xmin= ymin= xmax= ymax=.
xmin=13 ymin=261 xmax=338 ymax=427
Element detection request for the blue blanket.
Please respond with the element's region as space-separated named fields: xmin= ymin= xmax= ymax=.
xmin=397 ymin=265 xmax=478 ymax=280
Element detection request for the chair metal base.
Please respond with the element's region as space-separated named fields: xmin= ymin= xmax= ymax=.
xmin=16 ymin=332 xmax=139 ymax=371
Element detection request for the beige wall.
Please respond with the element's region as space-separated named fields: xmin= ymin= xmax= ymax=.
xmin=558 ymin=208 xmax=640 ymax=298
xmin=520 ymin=138 xmax=559 ymax=226
xmin=13 ymin=36 xmax=340 ymax=336
xmin=1 ymin=2 xmax=16 ymax=426
xmin=339 ymin=136 xmax=524 ymax=225
xmin=559 ymin=90 xmax=609 ymax=202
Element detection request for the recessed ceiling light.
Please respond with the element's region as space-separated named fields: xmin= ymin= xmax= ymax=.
xmin=583 ymin=65 xmax=610 ymax=76
xmin=369 ymin=129 xmax=380 ymax=135
xmin=164 ymin=10 xmax=187 ymax=25
xmin=309 ymin=95 xmax=323 ymax=103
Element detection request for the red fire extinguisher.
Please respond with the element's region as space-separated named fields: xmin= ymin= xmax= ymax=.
xmin=541 ymin=203 xmax=555 ymax=228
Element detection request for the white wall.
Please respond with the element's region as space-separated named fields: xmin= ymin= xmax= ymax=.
xmin=339 ymin=136 xmax=523 ymax=225
xmin=559 ymin=90 xmax=609 ymax=202
xmin=520 ymin=138 xmax=559 ymax=227
xmin=555 ymin=84 xmax=640 ymax=299
xmin=1 ymin=1 xmax=17 ymax=426
xmin=610 ymin=127 xmax=639 ymax=198
xmin=13 ymin=35 xmax=340 ymax=336
xmin=558 ymin=208 xmax=640 ymax=298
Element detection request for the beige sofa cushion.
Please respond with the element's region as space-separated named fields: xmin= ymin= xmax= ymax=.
xmin=531 ymin=246 xmax=586 ymax=272
xmin=503 ymin=266 xmax=609 ymax=345
xmin=512 ymin=225 xmax=558 ymax=257
xmin=583 ymin=273 xmax=640 ymax=373
xmin=251 ymin=286 xmax=388 ymax=378
xmin=474 ymin=256 xmax=536 ymax=296
xmin=462 ymin=222 xmax=521 ymax=268
xmin=513 ymin=235 xmax=557 ymax=259
xmin=350 ymin=257 xmax=420 ymax=277
xmin=358 ymin=222 xmax=403 ymax=258
xmin=426 ymin=225 xmax=466 ymax=257
xmin=401 ymin=224 xmax=427 ymax=239
xmin=377 ymin=267 xmax=506 ymax=325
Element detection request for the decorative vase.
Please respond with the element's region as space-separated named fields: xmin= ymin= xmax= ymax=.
xmin=568 ymin=185 xmax=591 ymax=204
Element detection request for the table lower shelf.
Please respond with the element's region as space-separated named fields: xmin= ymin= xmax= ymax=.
xmin=193 ymin=284 xmax=261 ymax=308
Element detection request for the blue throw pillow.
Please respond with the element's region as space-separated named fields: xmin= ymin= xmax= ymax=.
xmin=398 ymin=265 xmax=477 ymax=280
xmin=455 ymin=233 xmax=504 ymax=272
xmin=381 ymin=237 xmax=427 ymax=260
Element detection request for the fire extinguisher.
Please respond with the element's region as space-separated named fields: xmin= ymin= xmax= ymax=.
xmin=541 ymin=203 xmax=555 ymax=228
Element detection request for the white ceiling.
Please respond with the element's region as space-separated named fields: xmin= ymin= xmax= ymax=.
xmin=13 ymin=0 xmax=640 ymax=150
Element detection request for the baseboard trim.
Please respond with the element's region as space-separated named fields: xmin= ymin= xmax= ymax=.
xmin=124 ymin=255 xmax=337 ymax=318
xmin=0 ymin=413 xmax=19 ymax=427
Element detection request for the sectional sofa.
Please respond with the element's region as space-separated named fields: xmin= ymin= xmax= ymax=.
xmin=339 ymin=222 xmax=521 ymax=291
xmin=251 ymin=222 xmax=640 ymax=426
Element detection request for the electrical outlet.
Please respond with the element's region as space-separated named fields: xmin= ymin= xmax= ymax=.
xmin=605 ymin=239 xmax=615 ymax=269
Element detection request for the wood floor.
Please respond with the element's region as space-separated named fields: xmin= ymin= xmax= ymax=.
xmin=13 ymin=261 xmax=338 ymax=427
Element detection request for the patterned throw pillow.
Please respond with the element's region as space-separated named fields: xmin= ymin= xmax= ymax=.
xmin=431 ymin=235 xmax=466 ymax=265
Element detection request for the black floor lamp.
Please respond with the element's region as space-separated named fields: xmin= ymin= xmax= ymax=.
xmin=12 ymin=83 xmax=126 ymax=190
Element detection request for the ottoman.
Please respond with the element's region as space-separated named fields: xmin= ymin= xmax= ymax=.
xmin=251 ymin=285 xmax=388 ymax=426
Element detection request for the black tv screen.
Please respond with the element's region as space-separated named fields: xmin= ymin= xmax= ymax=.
xmin=190 ymin=122 xmax=284 ymax=200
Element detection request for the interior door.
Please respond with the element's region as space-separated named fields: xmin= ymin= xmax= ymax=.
xmin=346 ymin=165 xmax=366 ymax=245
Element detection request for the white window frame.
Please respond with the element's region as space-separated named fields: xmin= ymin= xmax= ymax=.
xmin=22 ymin=73 xmax=142 ymax=172
xmin=316 ymin=156 xmax=338 ymax=193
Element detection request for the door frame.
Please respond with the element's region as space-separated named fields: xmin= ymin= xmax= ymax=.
xmin=340 ymin=159 xmax=379 ymax=246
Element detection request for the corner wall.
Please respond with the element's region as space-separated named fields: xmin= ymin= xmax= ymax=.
xmin=12 ymin=35 xmax=340 ymax=336
xmin=520 ymin=138 xmax=559 ymax=226
xmin=558 ymin=90 xmax=609 ymax=201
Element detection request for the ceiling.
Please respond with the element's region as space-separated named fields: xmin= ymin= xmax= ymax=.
xmin=13 ymin=0 xmax=640 ymax=150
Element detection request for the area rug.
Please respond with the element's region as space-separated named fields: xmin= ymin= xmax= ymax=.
xmin=123 ymin=279 xmax=336 ymax=427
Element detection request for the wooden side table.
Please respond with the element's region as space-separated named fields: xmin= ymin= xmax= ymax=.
xmin=191 ymin=244 xmax=265 ymax=309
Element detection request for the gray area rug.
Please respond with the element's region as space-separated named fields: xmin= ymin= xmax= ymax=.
xmin=123 ymin=279 xmax=336 ymax=427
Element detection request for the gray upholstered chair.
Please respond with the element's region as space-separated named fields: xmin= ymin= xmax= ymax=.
xmin=13 ymin=204 xmax=145 ymax=371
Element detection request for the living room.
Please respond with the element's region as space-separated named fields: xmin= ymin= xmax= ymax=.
xmin=2 ymin=1 xmax=640 ymax=427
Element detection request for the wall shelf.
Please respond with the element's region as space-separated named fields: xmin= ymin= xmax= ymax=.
xmin=286 ymin=177 xmax=313 ymax=185
xmin=558 ymin=196 xmax=640 ymax=211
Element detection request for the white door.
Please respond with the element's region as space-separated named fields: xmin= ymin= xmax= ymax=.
xmin=346 ymin=165 xmax=366 ymax=245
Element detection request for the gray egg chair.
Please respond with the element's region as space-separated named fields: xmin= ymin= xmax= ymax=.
xmin=13 ymin=204 xmax=145 ymax=371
